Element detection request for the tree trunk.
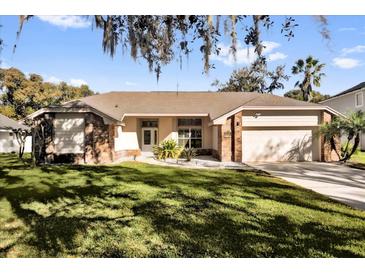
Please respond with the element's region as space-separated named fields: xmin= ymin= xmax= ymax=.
xmin=330 ymin=137 xmax=341 ymax=160
xmin=18 ymin=144 xmax=24 ymax=159
xmin=341 ymin=135 xmax=353 ymax=161
xmin=342 ymin=133 xmax=360 ymax=162
xmin=31 ymin=128 xmax=36 ymax=166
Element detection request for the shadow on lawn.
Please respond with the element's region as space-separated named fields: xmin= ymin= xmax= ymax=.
xmin=133 ymin=197 xmax=364 ymax=257
xmin=1 ymin=156 xmax=365 ymax=257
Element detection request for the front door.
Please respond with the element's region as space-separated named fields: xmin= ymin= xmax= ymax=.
xmin=142 ymin=128 xmax=158 ymax=151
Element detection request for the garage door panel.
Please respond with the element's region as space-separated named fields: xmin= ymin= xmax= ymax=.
xmin=242 ymin=130 xmax=313 ymax=162
xmin=54 ymin=113 xmax=85 ymax=154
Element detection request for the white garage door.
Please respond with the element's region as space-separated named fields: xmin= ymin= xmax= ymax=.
xmin=242 ymin=129 xmax=313 ymax=162
xmin=0 ymin=131 xmax=17 ymax=153
xmin=54 ymin=113 xmax=85 ymax=154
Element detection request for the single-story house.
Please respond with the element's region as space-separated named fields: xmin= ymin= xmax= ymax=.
xmin=321 ymin=82 xmax=365 ymax=151
xmin=0 ymin=113 xmax=31 ymax=153
xmin=28 ymin=91 xmax=341 ymax=164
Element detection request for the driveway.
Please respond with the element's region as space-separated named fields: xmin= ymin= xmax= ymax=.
xmin=248 ymin=162 xmax=365 ymax=210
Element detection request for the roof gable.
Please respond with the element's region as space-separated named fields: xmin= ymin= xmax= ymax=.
xmin=78 ymin=91 xmax=322 ymax=122
xmin=0 ymin=113 xmax=29 ymax=130
xmin=326 ymin=82 xmax=365 ymax=100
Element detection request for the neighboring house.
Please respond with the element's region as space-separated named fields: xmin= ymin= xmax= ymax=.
xmin=28 ymin=91 xmax=341 ymax=164
xmin=321 ymin=82 xmax=365 ymax=151
xmin=0 ymin=113 xmax=31 ymax=153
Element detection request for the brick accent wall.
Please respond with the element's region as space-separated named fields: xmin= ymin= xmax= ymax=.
xmin=212 ymin=149 xmax=220 ymax=160
xmin=84 ymin=113 xmax=114 ymax=164
xmin=115 ymin=150 xmax=141 ymax=160
xmin=232 ymin=111 xmax=242 ymax=162
xmin=217 ymin=117 xmax=232 ymax=162
xmin=36 ymin=112 xmax=116 ymax=164
xmin=33 ymin=113 xmax=55 ymax=164
xmin=320 ymin=111 xmax=340 ymax=162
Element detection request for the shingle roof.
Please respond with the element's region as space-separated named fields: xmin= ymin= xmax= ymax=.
xmin=67 ymin=91 xmax=322 ymax=121
xmin=330 ymin=82 xmax=365 ymax=99
xmin=0 ymin=113 xmax=29 ymax=130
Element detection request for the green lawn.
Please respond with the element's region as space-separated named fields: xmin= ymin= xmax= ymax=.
xmin=348 ymin=150 xmax=365 ymax=169
xmin=351 ymin=150 xmax=365 ymax=165
xmin=1 ymin=154 xmax=365 ymax=258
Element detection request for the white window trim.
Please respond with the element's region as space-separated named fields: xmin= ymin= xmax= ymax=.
xmin=355 ymin=92 xmax=364 ymax=108
xmin=177 ymin=118 xmax=203 ymax=149
xmin=177 ymin=127 xmax=203 ymax=149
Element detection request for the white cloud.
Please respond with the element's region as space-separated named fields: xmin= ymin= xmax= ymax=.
xmin=45 ymin=75 xmax=88 ymax=86
xmin=46 ymin=76 xmax=62 ymax=84
xmin=0 ymin=61 xmax=10 ymax=69
xmin=341 ymin=45 xmax=365 ymax=55
xmin=268 ymin=52 xmax=287 ymax=61
xmin=211 ymin=42 xmax=255 ymax=66
xmin=338 ymin=27 xmax=357 ymax=32
xmin=261 ymin=41 xmax=281 ymax=54
xmin=125 ymin=81 xmax=137 ymax=86
xmin=211 ymin=41 xmax=285 ymax=66
xmin=69 ymin=79 xmax=88 ymax=87
xmin=332 ymin=57 xmax=361 ymax=69
xmin=37 ymin=16 xmax=91 ymax=29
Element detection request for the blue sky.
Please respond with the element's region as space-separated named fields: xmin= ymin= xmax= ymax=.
xmin=0 ymin=15 xmax=365 ymax=96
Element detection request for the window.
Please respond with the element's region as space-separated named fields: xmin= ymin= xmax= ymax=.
xmin=178 ymin=118 xmax=202 ymax=127
xmin=154 ymin=129 xmax=158 ymax=145
xmin=141 ymin=120 xmax=158 ymax=128
xmin=177 ymin=119 xmax=202 ymax=148
xmin=143 ymin=130 xmax=151 ymax=145
xmin=355 ymin=92 xmax=363 ymax=107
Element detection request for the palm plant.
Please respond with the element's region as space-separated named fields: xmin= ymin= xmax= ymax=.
xmin=152 ymin=139 xmax=183 ymax=161
xmin=319 ymin=110 xmax=365 ymax=162
xmin=340 ymin=111 xmax=365 ymax=161
xmin=292 ymin=56 xmax=325 ymax=102
xmin=181 ymin=148 xmax=197 ymax=162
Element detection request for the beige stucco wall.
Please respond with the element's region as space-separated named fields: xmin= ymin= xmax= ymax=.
xmin=323 ymin=90 xmax=365 ymax=114
xmin=120 ymin=116 xmax=213 ymax=150
xmin=212 ymin=125 xmax=219 ymax=151
xmin=123 ymin=117 xmax=138 ymax=132
xmin=158 ymin=117 xmax=175 ymax=142
xmin=242 ymin=110 xmax=321 ymax=126
xmin=114 ymin=125 xmax=139 ymax=151
xmin=117 ymin=117 xmax=140 ymax=150
xmin=202 ymin=116 xmax=212 ymax=149
xmin=159 ymin=116 xmax=212 ymax=149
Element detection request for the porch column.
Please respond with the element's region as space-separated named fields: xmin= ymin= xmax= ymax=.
xmin=219 ymin=117 xmax=232 ymax=162
xmin=232 ymin=111 xmax=242 ymax=162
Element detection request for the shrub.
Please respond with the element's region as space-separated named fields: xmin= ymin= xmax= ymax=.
xmin=152 ymin=139 xmax=183 ymax=160
xmin=181 ymin=148 xmax=197 ymax=162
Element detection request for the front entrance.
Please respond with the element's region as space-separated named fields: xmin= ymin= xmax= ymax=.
xmin=142 ymin=128 xmax=158 ymax=151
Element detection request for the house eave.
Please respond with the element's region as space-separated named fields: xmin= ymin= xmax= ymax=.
xmin=321 ymin=87 xmax=365 ymax=103
xmin=210 ymin=105 xmax=344 ymax=125
xmin=122 ymin=113 xmax=209 ymax=117
xmin=27 ymin=106 xmax=124 ymax=126
xmin=121 ymin=113 xmax=209 ymax=122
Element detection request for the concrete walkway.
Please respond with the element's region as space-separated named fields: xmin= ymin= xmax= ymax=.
xmin=248 ymin=162 xmax=365 ymax=210
xmin=136 ymin=154 xmax=254 ymax=170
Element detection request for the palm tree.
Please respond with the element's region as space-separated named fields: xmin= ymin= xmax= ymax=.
xmin=320 ymin=110 xmax=365 ymax=162
xmin=292 ymin=56 xmax=325 ymax=102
